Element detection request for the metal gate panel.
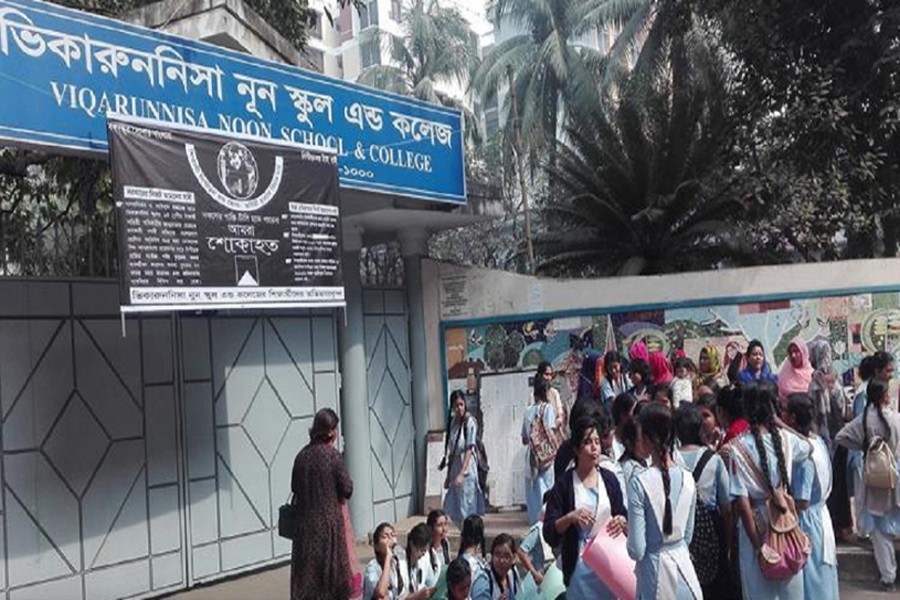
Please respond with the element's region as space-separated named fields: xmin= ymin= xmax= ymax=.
xmin=363 ymin=290 xmax=415 ymax=526
xmin=181 ymin=313 xmax=339 ymax=583
xmin=0 ymin=281 xmax=186 ymax=600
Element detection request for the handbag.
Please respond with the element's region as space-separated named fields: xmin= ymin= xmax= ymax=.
xmin=278 ymin=494 xmax=299 ymax=540
xmin=733 ymin=440 xmax=810 ymax=580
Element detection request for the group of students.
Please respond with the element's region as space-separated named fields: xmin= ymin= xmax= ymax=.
xmin=365 ymin=339 xmax=900 ymax=599
xmin=481 ymin=338 xmax=900 ymax=599
xmin=363 ymin=509 xmax=549 ymax=600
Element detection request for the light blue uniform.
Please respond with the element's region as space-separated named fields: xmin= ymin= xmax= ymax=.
xmin=522 ymin=402 xmax=556 ymax=524
xmin=627 ymin=466 xmax=701 ymax=600
xmin=564 ymin=484 xmax=618 ymax=600
xmin=794 ymin=435 xmax=839 ymax=600
xmin=363 ymin=551 xmax=410 ymax=600
xmin=443 ymin=416 xmax=485 ymax=526
xmin=680 ymin=448 xmax=729 ymax=509
xmin=471 ymin=565 xmax=518 ymax=600
xmin=729 ymin=429 xmax=811 ymax=600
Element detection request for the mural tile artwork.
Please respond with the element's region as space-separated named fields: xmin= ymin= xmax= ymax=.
xmin=444 ymin=292 xmax=900 ymax=406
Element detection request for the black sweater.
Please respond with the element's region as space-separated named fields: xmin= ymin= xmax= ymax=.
xmin=541 ymin=466 xmax=627 ymax=585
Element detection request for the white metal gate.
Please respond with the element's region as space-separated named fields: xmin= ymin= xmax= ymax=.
xmin=0 ymin=280 xmax=339 ymax=599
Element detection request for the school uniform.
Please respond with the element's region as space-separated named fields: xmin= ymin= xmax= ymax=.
xmin=470 ymin=565 xmax=518 ymax=599
xmin=522 ymin=401 xmax=557 ymax=524
xmin=443 ymin=416 xmax=486 ymax=527
xmin=619 ymin=456 xmax=645 ymax=504
xmin=794 ymin=435 xmax=839 ymax=599
xmin=627 ymin=465 xmax=702 ymax=600
xmin=542 ymin=466 xmax=626 ymax=599
xmin=729 ymin=429 xmax=812 ymax=600
xmin=519 ymin=521 xmax=551 ymax=573
xmin=459 ymin=550 xmax=485 ymax=584
xmin=418 ymin=539 xmax=450 ymax=587
xmin=363 ymin=549 xmax=411 ymax=600
xmin=836 ymin=407 xmax=900 ymax=586
xmin=681 ymin=447 xmax=734 ymax=598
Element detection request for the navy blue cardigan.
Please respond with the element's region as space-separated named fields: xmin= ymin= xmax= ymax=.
xmin=541 ymin=466 xmax=626 ymax=585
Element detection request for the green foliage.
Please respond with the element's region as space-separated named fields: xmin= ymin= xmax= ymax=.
xmin=534 ymin=27 xmax=745 ymax=276
xmin=694 ymin=0 xmax=900 ymax=259
xmin=357 ymin=0 xmax=481 ymax=144
xmin=51 ymin=0 xmax=323 ymax=51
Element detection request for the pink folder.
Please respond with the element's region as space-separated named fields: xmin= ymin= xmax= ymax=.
xmin=581 ymin=522 xmax=636 ymax=600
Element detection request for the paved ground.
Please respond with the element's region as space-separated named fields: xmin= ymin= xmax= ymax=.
xmin=161 ymin=511 xmax=896 ymax=599
xmin=161 ymin=565 xmax=892 ymax=600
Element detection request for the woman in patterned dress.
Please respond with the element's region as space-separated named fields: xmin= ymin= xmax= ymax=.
xmin=290 ymin=408 xmax=355 ymax=600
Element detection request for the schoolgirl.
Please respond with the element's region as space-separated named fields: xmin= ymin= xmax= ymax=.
xmin=522 ymin=379 xmax=557 ymax=524
xmin=543 ymin=416 xmax=628 ymax=600
xmin=446 ymin=557 xmax=474 ymax=600
xmin=627 ymin=403 xmax=702 ymax=599
xmin=784 ymin=394 xmax=839 ymax=598
xmin=457 ymin=515 xmax=487 ymax=582
xmin=471 ymin=534 xmax=520 ymax=600
xmin=364 ymin=522 xmax=434 ymax=600
xmin=443 ymin=391 xmax=486 ymax=528
xmin=675 ymin=403 xmax=734 ymax=599
xmin=600 ymin=350 xmax=631 ymax=408
xmin=728 ymin=383 xmax=812 ymax=600
xmin=618 ymin=401 xmax=650 ymax=500
xmin=611 ymin=392 xmax=637 ymax=461
xmin=836 ymin=379 xmax=900 ymax=591
xmin=419 ymin=509 xmax=451 ymax=586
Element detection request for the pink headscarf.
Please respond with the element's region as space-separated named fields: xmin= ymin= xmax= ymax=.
xmin=648 ymin=351 xmax=673 ymax=386
xmin=630 ymin=341 xmax=649 ymax=363
xmin=777 ymin=337 xmax=814 ymax=403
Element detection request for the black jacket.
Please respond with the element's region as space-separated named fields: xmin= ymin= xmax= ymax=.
xmin=542 ymin=466 xmax=626 ymax=585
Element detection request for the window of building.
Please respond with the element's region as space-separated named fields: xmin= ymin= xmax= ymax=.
xmin=361 ymin=38 xmax=381 ymax=69
xmin=358 ymin=0 xmax=379 ymax=30
xmin=390 ymin=0 xmax=402 ymax=22
xmin=310 ymin=12 xmax=323 ymax=39
xmin=303 ymin=48 xmax=324 ymax=73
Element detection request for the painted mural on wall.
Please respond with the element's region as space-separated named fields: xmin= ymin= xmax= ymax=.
xmin=444 ymin=291 xmax=900 ymax=404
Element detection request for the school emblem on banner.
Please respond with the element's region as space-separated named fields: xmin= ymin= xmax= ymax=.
xmin=108 ymin=116 xmax=345 ymax=312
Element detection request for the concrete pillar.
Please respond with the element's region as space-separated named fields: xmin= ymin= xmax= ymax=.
xmin=399 ymin=228 xmax=430 ymax=512
xmin=338 ymin=225 xmax=373 ymax=535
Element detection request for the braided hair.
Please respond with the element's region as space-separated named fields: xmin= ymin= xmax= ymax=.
xmin=744 ymin=384 xmax=791 ymax=509
xmin=864 ymin=380 xmax=892 ymax=448
xmin=636 ymin=402 xmax=676 ymax=535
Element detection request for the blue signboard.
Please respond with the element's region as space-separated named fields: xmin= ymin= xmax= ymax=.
xmin=0 ymin=0 xmax=466 ymax=203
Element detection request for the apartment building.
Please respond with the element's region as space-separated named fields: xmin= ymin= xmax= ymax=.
xmin=305 ymin=0 xmax=492 ymax=103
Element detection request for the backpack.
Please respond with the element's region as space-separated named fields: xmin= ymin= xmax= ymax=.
xmin=475 ymin=438 xmax=490 ymax=493
xmin=687 ymin=450 xmax=723 ymax=585
xmin=864 ymin=436 xmax=898 ymax=490
xmin=733 ymin=439 xmax=810 ymax=581
xmin=528 ymin=403 xmax=559 ymax=473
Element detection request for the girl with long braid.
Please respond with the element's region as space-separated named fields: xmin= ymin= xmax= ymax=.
xmin=627 ymin=403 xmax=702 ymax=599
xmin=729 ymin=384 xmax=812 ymax=599
xmin=785 ymin=394 xmax=839 ymax=599
xmin=836 ymin=379 xmax=900 ymax=591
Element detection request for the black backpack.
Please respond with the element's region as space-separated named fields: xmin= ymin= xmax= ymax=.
xmin=688 ymin=450 xmax=724 ymax=585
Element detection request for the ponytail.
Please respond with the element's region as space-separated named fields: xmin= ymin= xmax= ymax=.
xmin=866 ymin=379 xmax=891 ymax=445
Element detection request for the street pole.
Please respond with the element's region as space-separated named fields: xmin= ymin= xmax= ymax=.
xmin=507 ymin=65 xmax=535 ymax=275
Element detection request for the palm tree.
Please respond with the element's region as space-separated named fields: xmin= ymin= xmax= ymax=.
xmin=534 ymin=36 xmax=745 ymax=276
xmin=356 ymin=0 xmax=480 ymax=142
xmin=473 ymin=0 xmax=600 ymax=161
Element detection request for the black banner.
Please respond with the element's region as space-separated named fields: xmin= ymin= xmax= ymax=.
xmin=108 ymin=117 xmax=344 ymax=311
